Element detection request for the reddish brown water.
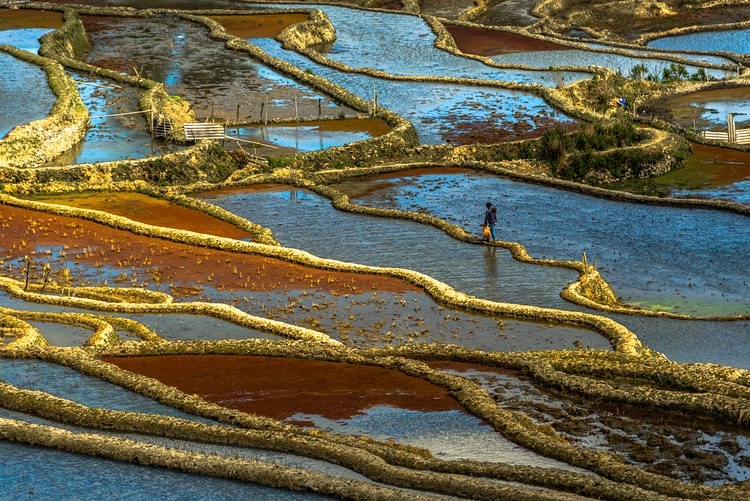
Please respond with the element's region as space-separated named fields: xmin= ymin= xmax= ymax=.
xmin=30 ymin=191 xmax=254 ymax=241
xmin=208 ymin=13 xmax=310 ymax=39
xmin=101 ymin=354 xmax=464 ymax=422
xmin=446 ymin=23 xmax=573 ymax=56
xmin=0 ymin=8 xmax=63 ymax=29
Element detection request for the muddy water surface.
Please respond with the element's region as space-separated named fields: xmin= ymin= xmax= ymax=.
xmin=446 ymin=24 xmax=572 ymax=55
xmin=0 ymin=8 xmax=63 ymax=29
xmin=431 ymin=361 xmax=750 ymax=485
xmin=661 ymin=86 xmax=750 ymax=131
xmin=209 ymin=13 xmax=310 ymax=39
xmin=102 ymin=354 xmax=463 ymax=421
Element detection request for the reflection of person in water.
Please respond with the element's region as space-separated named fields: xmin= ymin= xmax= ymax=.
xmin=484 ymin=245 xmax=497 ymax=289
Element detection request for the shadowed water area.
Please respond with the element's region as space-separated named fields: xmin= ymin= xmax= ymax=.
xmin=82 ymin=14 xmax=354 ymax=123
xmin=0 ymin=441 xmax=330 ymax=501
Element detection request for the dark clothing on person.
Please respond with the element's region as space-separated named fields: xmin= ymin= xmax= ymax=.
xmin=484 ymin=203 xmax=497 ymax=241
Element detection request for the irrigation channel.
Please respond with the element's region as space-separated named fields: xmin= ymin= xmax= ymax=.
xmin=2 ymin=1 xmax=750 ymax=499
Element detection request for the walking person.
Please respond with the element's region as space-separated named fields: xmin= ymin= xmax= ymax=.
xmin=483 ymin=202 xmax=497 ymax=242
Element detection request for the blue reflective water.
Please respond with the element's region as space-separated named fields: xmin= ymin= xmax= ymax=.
xmin=648 ymin=28 xmax=750 ymax=54
xmin=255 ymin=3 xmax=588 ymax=85
xmin=196 ymin=179 xmax=750 ymax=369
xmin=692 ymin=98 xmax=750 ymax=128
xmin=0 ymin=51 xmax=55 ymax=138
xmin=196 ymin=186 xmax=580 ymax=309
xmin=341 ymin=171 xmax=750 ymax=317
xmin=0 ymin=27 xmax=51 ymax=53
xmin=45 ymin=73 xmax=181 ymax=165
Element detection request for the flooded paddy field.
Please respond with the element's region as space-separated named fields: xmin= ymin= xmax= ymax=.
xmin=45 ymin=72 xmax=181 ymax=165
xmin=3 ymin=1 xmax=750 ymax=499
xmin=445 ymin=23 xmax=733 ymax=77
xmin=0 ymin=441 xmax=326 ymax=501
xmin=331 ymin=168 xmax=750 ymax=317
xmin=251 ymin=36 xmax=577 ymax=144
xmin=196 ymin=180 xmax=750 ymax=370
xmin=659 ymin=86 xmax=750 ymax=132
xmin=254 ymin=3 xmax=587 ymax=85
xmin=2 ymin=197 xmax=607 ymax=352
xmin=228 ymin=117 xmax=391 ymax=152
xmin=648 ymin=27 xmax=750 ymax=54
xmin=432 ymin=361 xmax=750 ymax=484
